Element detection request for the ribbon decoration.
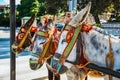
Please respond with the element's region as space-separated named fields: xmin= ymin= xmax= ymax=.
xmin=58 ymin=25 xmax=82 ymax=65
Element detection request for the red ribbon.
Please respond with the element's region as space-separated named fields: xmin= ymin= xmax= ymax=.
xmin=81 ymin=23 xmax=92 ymax=32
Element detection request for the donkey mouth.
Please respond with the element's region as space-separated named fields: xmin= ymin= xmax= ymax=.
xmin=12 ymin=44 xmax=23 ymax=54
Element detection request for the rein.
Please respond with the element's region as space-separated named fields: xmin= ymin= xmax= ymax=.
xmin=106 ymin=36 xmax=114 ymax=80
xmin=106 ymin=36 xmax=114 ymax=69
xmin=12 ymin=25 xmax=33 ymax=54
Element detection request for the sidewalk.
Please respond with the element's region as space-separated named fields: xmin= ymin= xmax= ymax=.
xmin=0 ymin=56 xmax=67 ymax=80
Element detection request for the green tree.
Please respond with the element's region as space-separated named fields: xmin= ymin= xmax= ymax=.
xmin=0 ymin=9 xmax=20 ymax=27
xmin=45 ymin=0 xmax=68 ymax=15
xmin=38 ymin=0 xmax=44 ymax=3
xmin=37 ymin=0 xmax=46 ymax=16
xmin=91 ymin=0 xmax=113 ymax=23
xmin=78 ymin=0 xmax=114 ymax=24
xmin=112 ymin=0 xmax=120 ymax=21
xmin=0 ymin=10 xmax=10 ymax=27
xmin=17 ymin=0 xmax=40 ymax=18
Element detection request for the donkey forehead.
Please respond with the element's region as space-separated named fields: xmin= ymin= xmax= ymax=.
xmin=36 ymin=36 xmax=47 ymax=42
xmin=60 ymin=31 xmax=68 ymax=39
xmin=57 ymin=31 xmax=68 ymax=48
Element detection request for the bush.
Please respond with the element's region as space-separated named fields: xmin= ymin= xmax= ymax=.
xmin=116 ymin=13 xmax=120 ymax=21
xmin=0 ymin=10 xmax=10 ymax=27
xmin=0 ymin=9 xmax=21 ymax=27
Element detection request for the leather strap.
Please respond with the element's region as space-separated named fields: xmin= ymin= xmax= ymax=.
xmin=58 ymin=25 xmax=82 ymax=65
xmin=106 ymin=36 xmax=114 ymax=80
xmin=38 ymin=34 xmax=52 ymax=64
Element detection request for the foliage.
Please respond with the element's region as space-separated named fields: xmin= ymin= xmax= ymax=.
xmin=105 ymin=4 xmax=114 ymax=12
xmin=0 ymin=10 xmax=10 ymax=27
xmin=37 ymin=1 xmax=46 ymax=16
xmin=45 ymin=0 xmax=68 ymax=15
xmin=77 ymin=0 xmax=120 ymax=24
xmin=116 ymin=13 xmax=120 ymax=21
xmin=1 ymin=0 xmax=120 ymax=27
xmin=38 ymin=0 xmax=44 ymax=3
xmin=112 ymin=0 xmax=120 ymax=21
xmin=0 ymin=9 xmax=21 ymax=27
xmin=112 ymin=0 xmax=120 ymax=12
xmin=92 ymin=23 xmax=101 ymax=27
xmin=17 ymin=0 xmax=40 ymax=18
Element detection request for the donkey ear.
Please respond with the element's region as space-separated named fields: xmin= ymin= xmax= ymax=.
xmin=24 ymin=14 xmax=36 ymax=29
xmin=69 ymin=2 xmax=91 ymax=27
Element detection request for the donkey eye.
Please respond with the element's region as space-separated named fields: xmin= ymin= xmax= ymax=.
xmin=39 ymin=41 xmax=46 ymax=45
xmin=61 ymin=39 xmax=66 ymax=44
xmin=18 ymin=33 xmax=25 ymax=40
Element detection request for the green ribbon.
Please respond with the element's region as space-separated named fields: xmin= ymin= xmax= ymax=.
xmin=59 ymin=25 xmax=82 ymax=64
xmin=36 ymin=30 xmax=49 ymax=38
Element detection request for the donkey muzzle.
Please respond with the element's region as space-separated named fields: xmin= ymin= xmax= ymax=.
xmin=12 ymin=44 xmax=23 ymax=54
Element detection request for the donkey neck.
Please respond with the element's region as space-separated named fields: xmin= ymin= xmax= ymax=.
xmin=81 ymin=29 xmax=120 ymax=70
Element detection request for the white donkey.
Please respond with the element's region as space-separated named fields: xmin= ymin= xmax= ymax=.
xmin=48 ymin=2 xmax=92 ymax=80
xmin=50 ymin=2 xmax=120 ymax=80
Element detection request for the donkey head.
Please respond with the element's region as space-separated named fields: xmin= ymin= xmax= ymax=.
xmin=51 ymin=2 xmax=91 ymax=73
xmin=12 ymin=14 xmax=37 ymax=54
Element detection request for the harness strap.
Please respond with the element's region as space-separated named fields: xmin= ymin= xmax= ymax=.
xmin=106 ymin=36 xmax=114 ymax=80
xmin=54 ymin=53 xmax=76 ymax=64
xmin=58 ymin=25 xmax=81 ymax=65
xmin=37 ymin=28 xmax=59 ymax=64
xmin=38 ymin=34 xmax=52 ymax=64
xmin=75 ymin=35 xmax=82 ymax=64
xmin=36 ymin=30 xmax=49 ymax=38
xmin=75 ymin=41 xmax=91 ymax=74
xmin=75 ymin=42 xmax=105 ymax=78
xmin=16 ymin=15 xmax=35 ymax=53
xmin=18 ymin=26 xmax=32 ymax=51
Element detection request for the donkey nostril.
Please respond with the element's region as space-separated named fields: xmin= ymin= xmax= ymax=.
xmin=12 ymin=45 xmax=18 ymax=53
xmin=39 ymin=41 xmax=46 ymax=45
xmin=12 ymin=48 xmax=17 ymax=53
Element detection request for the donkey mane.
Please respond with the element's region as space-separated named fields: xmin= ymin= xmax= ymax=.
xmin=92 ymin=26 xmax=120 ymax=40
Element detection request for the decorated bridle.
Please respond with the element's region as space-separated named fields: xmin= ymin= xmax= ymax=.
xmin=12 ymin=14 xmax=36 ymax=54
xmin=35 ymin=28 xmax=59 ymax=64
xmin=12 ymin=25 xmax=37 ymax=54
xmin=48 ymin=23 xmax=93 ymax=73
xmin=16 ymin=25 xmax=37 ymax=44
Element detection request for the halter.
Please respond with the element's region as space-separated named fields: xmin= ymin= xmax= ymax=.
xmin=106 ymin=35 xmax=114 ymax=80
xmin=12 ymin=25 xmax=37 ymax=54
xmin=12 ymin=14 xmax=36 ymax=54
xmin=50 ymin=25 xmax=80 ymax=72
xmin=81 ymin=23 xmax=92 ymax=32
xmin=50 ymin=24 xmax=92 ymax=73
xmin=55 ymin=24 xmax=110 ymax=77
xmin=36 ymin=30 xmax=52 ymax=64
xmin=36 ymin=29 xmax=59 ymax=64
